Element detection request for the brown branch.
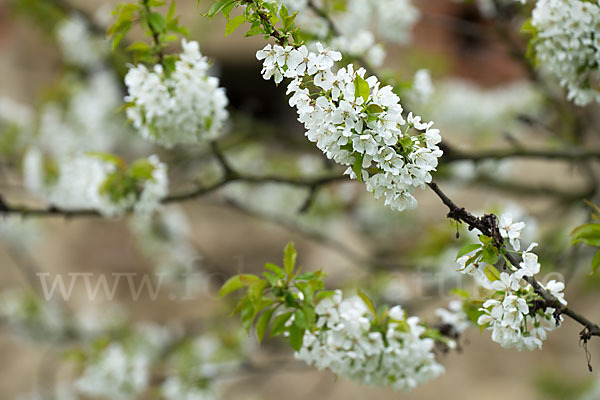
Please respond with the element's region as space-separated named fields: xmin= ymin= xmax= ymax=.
xmin=441 ymin=143 xmax=600 ymax=163
xmin=0 ymin=170 xmax=345 ymax=218
xmin=427 ymin=180 xmax=600 ymax=339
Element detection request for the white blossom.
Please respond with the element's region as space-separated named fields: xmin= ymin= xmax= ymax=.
xmin=409 ymin=69 xmax=434 ymax=105
xmin=295 ymin=291 xmax=444 ymax=391
xmin=499 ymin=213 xmax=526 ymax=251
xmin=423 ymin=79 xmax=542 ymax=138
xmin=544 ymin=280 xmax=567 ymax=306
xmin=458 ymin=216 xmax=567 ymax=351
xmin=75 ymin=343 xmax=151 ymax=399
xmin=24 ymin=152 xmax=168 ymax=217
xmin=257 ymin=43 xmax=443 ymax=212
xmin=0 ymin=289 xmax=65 ymax=341
xmin=335 ymin=0 xmax=420 ymax=45
xmin=56 ymin=15 xmax=109 ymax=68
xmin=531 ymin=0 xmax=600 ymax=105
xmin=125 ymin=40 xmax=228 ymax=147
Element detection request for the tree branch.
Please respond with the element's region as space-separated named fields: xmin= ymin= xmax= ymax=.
xmin=441 ymin=143 xmax=600 ymax=162
xmin=0 ymin=168 xmax=345 ymax=218
xmin=427 ymin=180 xmax=600 ymax=339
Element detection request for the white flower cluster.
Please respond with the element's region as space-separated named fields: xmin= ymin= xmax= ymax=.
xmin=372 ymin=0 xmax=421 ymax=44
xmin=531 ymin=0 xmax=600 ymax=106
xmin=331 ymin=30 xmax=386 ymax=68
xmin=275 ymin=0 xmax=418 ymax=67
xmin=256 ymin=44 xmax=443 ymax=211
xmin=161 ymin=333 xmax=249 ymax=400
xmin=0 ymin=290 xmax=65 ymax=341
xmin=421 ymin=79 xmax=542 ymax=138
xmin=24 ymin=152 xmax=168 ymax=216
xmin=332 ymin=0 xmax=420 ymax=46
xmin=295 ymin=291 xmax=444 ymax=391
xmin=124 ymin=40 xmax=228 ymax=148
xmin=0 ymin=97 xmax=33 ymax=132
xmin=14 ymin=68 xmax=126 ymax=163
xmin=56 ymin=15 xmax=109 ymax=68
xmin=457 ymin=213 xmax=567 ymax=350
xmin=75 ymin=323 xmax=173 ymax=399
xmin=408 ymin=69 xmax=434 ymax=106
xmin=75 ymin=343 xmax=151 ymax=400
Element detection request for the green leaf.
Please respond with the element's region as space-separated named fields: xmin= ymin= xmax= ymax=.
xmin=366 ymin=104 xmax=384 ymax=114
xmin=256 ymin=307 xmax=276 ymax=343
xmin=222 ymin=2 xmax=236 ymax=19
xmin=354 ymin=75 xmax=370 ymax=102
xmin=479 ymin=235 xmax=493 ymax=245
xmin=304 ymin=306 xmax=316 ymax=327
xmin=294 ymin=309 xmax=307 ymax=329
xmin=262 ymin=271 xmax=278 ymax=286
xmin=288 ymin=324 xmax=305 ymax=351
xmin=352 ymin=153 xmax=364 ymax=183
xmin=225 ymin=14 xmax=246 ymax=36
xmin=248 ymin=280 xmax=267 ymax=304
xmin=295 ymin=272 xmax=316 ymax=281
xmin=520 ymin=18 xmax=537 ymax=35
xmin=283 ymin=11 xmax=297 ymax=31
xmin=279 ymin=4 xmax=289 ymax=20
xmin=295 ymin=282 xmax=314 ymax=305
xmin=265 ymin=263 xmax=285 ymax=279
xmin=111 ymin=21 xmax=132 ymax=49
xmin=218 ymin=274 xmax=259 ymax=298
xmin=592 ymin=250 xmax=600 ymax=274
xmin=129 ymin=159 xmax=155 ymax=180
xmin=315 ymin=290 xmax=336 ymax=301
xmin=480 ymin=245 xmax=499 ymax=265
xmin=147 ymin=12 xmax=167 ymax=33
xmin=283 ymin=242 xmax=297 ymax=277
xmin=270 ymin=311 xmax=293 ymax=337
xmin=357 ymin=290 xmax=376 ymax=316
xmin=245 ymin=21 xmax=264 ymax=37
xmin=240 ymin=298 xmax=256 ymax=333
xmin=207 ymin=0 xmax=236 ymax=19
xmin=163 ymin=55 xmax=176 ymax=73
xmin=167 ymin=0 xmax=176 ymax=19
xmin=456 ymin=243 xmax=481 ymax=259
xmin=484 ymin=265 xmax=501 ymax=282
xmin=450 ymin=288 xmax=471 ymax=299
xmin=571 ymin=223 xmax=600 ymax=247
xmin=218 ymin=275 xmax=245 ymax=298
xmin=126 ymin=42 xmax=151 ymax=52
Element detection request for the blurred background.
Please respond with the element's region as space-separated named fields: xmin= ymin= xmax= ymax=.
xmin=1 ymin=0 xmax=600 ymax=399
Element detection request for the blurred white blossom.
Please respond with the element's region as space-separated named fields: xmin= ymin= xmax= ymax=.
xmin=124 ymin=40 xmax=229 ymax=148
